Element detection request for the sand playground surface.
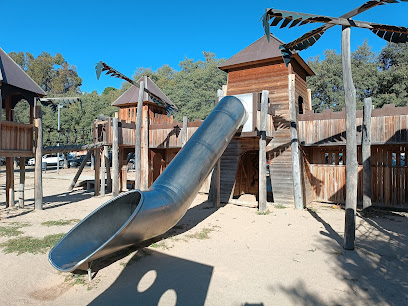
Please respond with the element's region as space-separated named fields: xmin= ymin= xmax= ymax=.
xmin=0 ymin=167 xmax=407 ymax=305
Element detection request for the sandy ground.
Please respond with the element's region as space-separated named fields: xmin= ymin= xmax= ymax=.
xmin=0 ymin=166 xmax=408 ymax=305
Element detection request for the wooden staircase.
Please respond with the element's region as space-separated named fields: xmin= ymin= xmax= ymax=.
xmin=268 ymin=143 xmax=295 ymax=205
xmin=209 ymin=139 xmax=241 ymax=203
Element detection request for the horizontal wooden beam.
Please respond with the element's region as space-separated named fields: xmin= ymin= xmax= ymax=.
xmin=43 ymin=142 xmax=106 ymax=154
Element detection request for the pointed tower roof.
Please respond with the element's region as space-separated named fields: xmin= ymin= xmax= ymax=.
xmin=0 ymin=47 xmax=46 ymax=96
xmin=113 ymin=76 xmax=176 ymax=109
xmin=219 ymin=35 xmax=314 ymax=76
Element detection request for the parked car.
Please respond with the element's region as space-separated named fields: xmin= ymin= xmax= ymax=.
xmin=28 ymin=157 xmax=35 ymax=166
xmin=69 ymin=154 xmax=91 ymax=168
xmin=42 ymin=154 xmax=65 ymax=166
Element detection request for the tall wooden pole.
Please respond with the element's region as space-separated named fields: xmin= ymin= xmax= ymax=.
xmin=19 ymin=157 xmax=25 ymax=208
xmin=134 ymin=80 xmax=145 ymax=190
xmin=258 ymin=90 xmax=269 ymax=212
xmin=34 ymin=104 xmax=43 ymax=210
xmin=182 ymin=116 xmax=188 ymax=147
xmin=94 ymin=149 xmax=100 ymax=196
xmin=0 ymin=87 xmax=2 ymax=199
xmin=362 ymin=97 xmax=372 ymax=210
xmin=6 ymin=157 xmax=14 ymax=208
xmin=342 ymin=26 xmax=358 ymax=250
xmin=288 ymin=74 xmax=304 ymax=210
xmin=101 ymin=126 xmax=107 ymax=196
xmin=112 ymin=116 xmax=119 ymax=197
xmin=141 ymin=105 xmax=149 ymax=190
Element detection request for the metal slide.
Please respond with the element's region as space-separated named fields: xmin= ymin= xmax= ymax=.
xmin=49 ymin=96 xmax=247 ymax=272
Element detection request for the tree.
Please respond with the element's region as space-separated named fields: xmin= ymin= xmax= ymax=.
xmin=8 ymin=51 xmax=82 ymax=95
xmin=376 ymin=43 xmax=408 ymax=107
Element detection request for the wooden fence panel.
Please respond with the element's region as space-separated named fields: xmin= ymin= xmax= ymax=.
xmin=308 ymin=145 xmax=408 ymax=208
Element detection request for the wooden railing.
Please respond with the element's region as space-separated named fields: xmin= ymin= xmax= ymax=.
xmin=306 ymin=163 xmax=408 ymax=208
xmin=298 ymin=104 xmax=408 ymax=146
xmin=1 ymin=121 xmax=33 ymax=153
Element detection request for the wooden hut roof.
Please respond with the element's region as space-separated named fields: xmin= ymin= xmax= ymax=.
xmin=0 ymin=47 xmax=46 ymax=96
xmin=112 ymin=76 xmax=176 ymax=109
xmin=218 ymin=35 xmax=314 ymax=76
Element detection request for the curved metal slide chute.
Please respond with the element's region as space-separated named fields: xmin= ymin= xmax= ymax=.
xmin=49 ymin=96 xmax=247 ymax=272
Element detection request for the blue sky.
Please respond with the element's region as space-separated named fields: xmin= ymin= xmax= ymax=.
xmin=2 ymin=0 xmax=407 ymax=93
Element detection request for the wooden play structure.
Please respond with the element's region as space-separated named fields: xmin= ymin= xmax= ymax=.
xmin=92 ymin=33 xmax=408 ymax=211
xmin=0 ymin=47 xmax=46 ymax=208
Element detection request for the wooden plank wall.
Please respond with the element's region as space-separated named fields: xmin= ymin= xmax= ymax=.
xmin=304 ymin=145 xmax=408 ymax=208
xmin=0 ymin=121 xmax=33 ymax=152
xmin=298 ymin=104 xmax=408 ymax=145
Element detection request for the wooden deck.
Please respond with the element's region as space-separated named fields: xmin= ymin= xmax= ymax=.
xmin=298 ymin=104 xmax=408 ymax=146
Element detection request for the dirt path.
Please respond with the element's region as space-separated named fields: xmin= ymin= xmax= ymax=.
xmin=0 ymin=168 xmax=407 ymax=305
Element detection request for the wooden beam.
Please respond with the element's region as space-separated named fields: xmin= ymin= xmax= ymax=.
xmin=307 ymin=89 xmax=312 ymax=110
xmin=112 ymin=116 xmax=119 ymax=197
xmin=0 ymin=87 xmax=2 ymax=201
xmin=268 ymin=8 xmax=408 ymax=33
xmin=278 ymin=0 xmax=394 ymax=50
xmin=182 ymin=116 xmax=188 ymax=147
xmin=101 ymin=146 xmax=106 ymax=196
xmin=19 ymin=157 xmax=25 ymax=208
xmin=216 ymin=159 xmax=221 ymax=209
xmin=94 ymin=148 xmax=100 ymax=196
xmin=68 ymin=150 xmax=93 ymax=191
xmin=258 ymin=90 xmax=268 ymax=212
xmin=34 ymin=109 xmax=43 ymax=210
xmin=342 ymin=26 xmax=357 ymax=250
xmin=362 ymin=97 xmax=372 ymax=210
xmin=134 ymin=80 xmax=145 ymax=190
xmin=288 ymin=75 xmax=304 ymax=210
xmin=43 ymin=142 xmax=105 ymax=154
xmin=141 ymin=105 xmax=149 ymax=190
xmin=6 ymin=157 xmax=14 ymax=208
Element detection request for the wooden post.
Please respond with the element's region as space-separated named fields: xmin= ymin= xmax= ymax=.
xmin=68 ymin=150 xmax=93 ymax=191
xmin=362 ymin=97 xmax=372 ymax=209
xmin=288 ymin=74 xmax=304 ymax=210
xmin=94 ymin=149 xmax=100 ymax=196
xmin=19 ymin=157 xmax=25 ymax=208
xmin=101 ymin=124 xmax=107 ymax=196
xmin=182 ymin=116 xmax=188 ymax=147
xmin=106 ymin=150 xmax=112 ymax=193
xmin=307 ymin=89 xmax=312 ymax=110
xmin=134 ymin=80 xmax=145 ymax=190
xmin=112 ymin=116 xmax=119 ymax=197
xmin=216 ymin=159 xmax=221 ymax=209
xmin=141 ymin=105 xmax=149 ymax=190
xmin=342 ymin=26 xmax=358 ymax=250
xmin=0 ymin=87 xmax=2 ymax=200
xmin=34 ymin=105 xmax=43 ymax=210
xmin=6 ymin=157 xmax=14 ymax=208
xmin=258 ymin=90 xmax=268 ymax=212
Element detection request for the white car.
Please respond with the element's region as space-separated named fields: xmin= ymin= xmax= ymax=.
xmin=42 ymin=154 xmax=64 ymax=166
xmin=28 ymin=158 xmax=35 ymax=166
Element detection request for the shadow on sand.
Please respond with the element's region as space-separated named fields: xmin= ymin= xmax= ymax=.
xmin=89 ymin=249 xmax=213 ymax=306
xmin=84 ymin=199 xmax=218 ymax=305
xmin=269 ymin=208 xmax=408 ymax=305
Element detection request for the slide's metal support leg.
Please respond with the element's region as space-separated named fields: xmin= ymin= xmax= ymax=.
xmin=88 ymin=261 xmax=93 ymax=282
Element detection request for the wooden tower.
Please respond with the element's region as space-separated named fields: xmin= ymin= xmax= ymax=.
xmin=218 ymin=34 xmax=314 ymax=205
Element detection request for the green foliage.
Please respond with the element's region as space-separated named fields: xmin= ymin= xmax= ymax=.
xmin=0 ymin=223 xmax=30 ymax=237
xmin=41 ymin=219 xmax=80 ymax=227
xmin=9 ymin=51 xmax=82 ymax=95
xmin=0 ymin=233 xmax=65 ymax=255
xmin=307 ymin=41 xmax=408 ymax=111
xmin=130 ymin=52 xmax=227 ymax=120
